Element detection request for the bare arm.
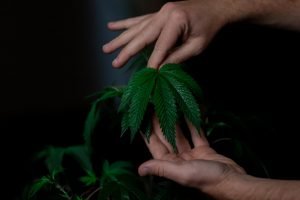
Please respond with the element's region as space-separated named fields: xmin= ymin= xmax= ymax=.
xmin=204 ymin=173 xmax=300 ymax=200
xmin=230 ymin=0 xmax=300 ymax=30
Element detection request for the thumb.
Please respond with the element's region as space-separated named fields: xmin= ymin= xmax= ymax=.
xmin=138 ymin=159 xmax=184 ymax=182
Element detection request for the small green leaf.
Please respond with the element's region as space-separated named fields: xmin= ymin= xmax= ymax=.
xmin=128 ymin=72 xmax=156 ymax=142
xmin=163 ymin=74 xmax=201 ymax=132
xmin=110 ymin=161 xmax=133 ymax=170
xmin=74 ymin=195 xmax=83 ymax=200
xmin=83 ymin=101 xmax=101 ymax=150
xmin=153 ymin=76 xmax=178 ymax=152
xmin=80 ymin=170 xmax=98 ymax=186
xmin=161 ymin=63 xmax=203 ymax=99
xmin=37 ymin=146 xmax=65 ymax=175
xmin=65 ymin=145 xmax=93 ymax=172
xmin=84 ymin=86 xmax=124 ymax=152
xmin=28 ymin=176 xmax=52 ymax=199
xmin=121 ymin=111 xmax=130 ymax=137
xmin=101 ymin=161 xmax=134 ymax=186
xmin=98 ymin=181 xmax=118 ymax=200
xmin=119 ymin=68 xmax=156 ymax=112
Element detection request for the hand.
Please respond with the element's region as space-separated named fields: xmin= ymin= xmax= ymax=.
xmin=103 ymin=0 xmax=237 ymax=69
xmin=138 ymin=116 xmax=245 ymax=195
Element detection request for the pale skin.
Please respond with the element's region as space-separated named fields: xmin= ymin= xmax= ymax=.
xmin=137 ymin=117 xmax=300 ymax=200
xmin=103 ymin=0 xmax=300 ymax=199
xmin=103 ymin=0 xmax=300 ymax=69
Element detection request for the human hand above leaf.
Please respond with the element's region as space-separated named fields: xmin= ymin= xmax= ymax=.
xmin=103 ymin=0 xmax=235 ymax=69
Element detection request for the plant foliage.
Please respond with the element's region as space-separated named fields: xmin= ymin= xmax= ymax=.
xmin=119 ymin=64 xmax=202 ymax=151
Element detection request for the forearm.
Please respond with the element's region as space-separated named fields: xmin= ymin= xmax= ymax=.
xmin=204 ymin=174 xmax=300 ymax=200
xmin=227 ymin=0 xmax=300 ymax=31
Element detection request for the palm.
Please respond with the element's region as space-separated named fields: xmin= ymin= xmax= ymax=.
xmin=138 ymin=116 xmax=245 ymax=190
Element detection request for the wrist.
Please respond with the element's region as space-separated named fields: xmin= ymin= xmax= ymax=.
xmin=220 ymin=0 xmax=262 ymax=25
xmin=222 ymin=0 xmax=299 ymax=28
xmin=201 ymin=172 xmax=254 ymax=200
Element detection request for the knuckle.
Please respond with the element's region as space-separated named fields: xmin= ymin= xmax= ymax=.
xmin=155 ymin=166 xmax=165 ymax=177
xmin=161 ymin=2 xmax=177 ymax=12
xmin=170 ymin=9 xmax=188 ymax=23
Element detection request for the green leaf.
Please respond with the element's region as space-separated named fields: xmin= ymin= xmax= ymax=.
xmin=86 ymin=86 xmax=124 ymax=100
xmin=84 ymin=86 xmax=124 ymax=151
xmin=101 ymin=161 xmax=134 ymax=186
xmin=128 ymin=72 xmax=156 ymax=142
xmin=74 ymin=195 xmax=83 ymax=200
xmin=121 ymin=111 xmax=130 ymax=137
xmin=80 ymin=170 xmax=98 ymax=186
xmin=153 ymin=76 xmax=178 ymax=152
xmin=119 ymin=68 xmax=156 ymax=112
xmin=143 ymin=119 xmax=152 ymax=143
xmin=163 ymin=74 xmax=201 ymax=132
xmin=160 ymin=63 xmax=203 ymax=99
xmin=99 ymin=160 xmax=146 ymax=200
xmin=98 ymin=180 xmax=118 ymax=200
xmin=110 ymin=161 xmax=133 ymax=170
xmin=117 ymin=178 xmax=146 ymax=200
xmin=97 ymin=86 xmax=124 ymax=102
xmin=83 ymin=101 xmax=101 ymax=150
xmin=206 ymin=122 xmax=231 ymax=137
xmin=65 ymin=145 xmax=93 ymax=172
xmin=37 ymin=146 xmax=65 ymax=175
xmin=28 ymin=176 xmax=52 ymax=199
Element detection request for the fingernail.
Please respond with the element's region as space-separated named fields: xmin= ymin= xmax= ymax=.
xmin=108 ymin=22 xmax=115 ymax=28
xmin=112 ymin=58 xmax=118 ymax=67
xmin=140 ymin=167 xmax=150 ymax=176
xmin=102 ymin=44 xmax=108 ymax=52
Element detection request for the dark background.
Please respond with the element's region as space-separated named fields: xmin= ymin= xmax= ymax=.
xmin=2 ymin=0 xmax=300 ymax=199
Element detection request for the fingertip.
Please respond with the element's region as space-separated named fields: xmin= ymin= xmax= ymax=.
xmin=102 ymin=44 xmax=109 ymax=53
xmin=138 ymin=165 xmax=150 ymax=176
xmin=147 ymin=60 xmax=159 ymax=69
xmin=112 ymin=58 xmax=121 ymax=68
xmin=107 ymin=22 xmax=115 ymax=29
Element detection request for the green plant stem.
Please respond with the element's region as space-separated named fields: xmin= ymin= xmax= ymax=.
xmin=85 ymin=187 xmax=101 ymax=200
xmin=55 ymin=183 xmax=71 ymax=200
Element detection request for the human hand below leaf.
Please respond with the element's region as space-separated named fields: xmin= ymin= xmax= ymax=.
xmin=138 ymin=116 xmax=246 ymax=197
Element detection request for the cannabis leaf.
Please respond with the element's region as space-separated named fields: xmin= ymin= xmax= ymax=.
xmin=37 ymin=146 xmax=65 ymax=175
xmin=119 ymin=64 xmax=202 ymax=151
xmin=65 ymin=145 xmax=93 ymax=172
xmin=38 ymin=145 xmax=93 ymax=177
xmin=80 ymin=170 xmax=98 ymax=186
xmin=27 ymin=176 xmax=52 ymax=199
xmin=99 ymin=160 xmax=146 ymax=200
xmin=84 ymin=86 xmax=124 ymax=152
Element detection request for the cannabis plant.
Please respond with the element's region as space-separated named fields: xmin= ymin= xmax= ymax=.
xmin=23 ymin=51 xmax=267 ymax=200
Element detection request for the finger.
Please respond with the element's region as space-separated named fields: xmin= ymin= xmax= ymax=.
xmin=147 ymin=19 xmax=184 ymax=68
xmin=138 ymin=160 xmax=180 ymax=177
xmin=107 ymin=14 xmax=153 ymax=30
xmin=138 ymin=159 xmax=193 ymax=187
xmin=152 ymin=115 xmax=174 ymax=153
xmin=103 ymin=23 xmax=145 ymax=53
xmin=163 ymin=38 xmax=207 ymax=65
xmin=175 ymin=125 xmax=191 ymax=153
xmin=153 ymin=115 xmax=191 ymax=153
xmin=142 ymin=132 xmax=169 ymax=159
xmin=112 ymin=21 xmax=161 ymax=68
xmin=186 ymin=119 xmax=209 ymax=147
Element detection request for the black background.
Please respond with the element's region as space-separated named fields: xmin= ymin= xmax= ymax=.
xmin=2 ymin=0 xmax=300 ymax=199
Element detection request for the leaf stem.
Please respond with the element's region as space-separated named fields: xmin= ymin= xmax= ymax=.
xmin=85 ymin=187 xmax=101 ymax=200
xmin=55 ymin=183 xmax=71 ymax=200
